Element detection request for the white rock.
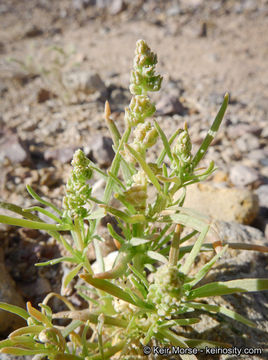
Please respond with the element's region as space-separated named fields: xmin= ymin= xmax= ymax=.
xmin=91 ymin=251 xmax=119 ymax=273
xmin=229 ymin=164 xmax=259 ymax=187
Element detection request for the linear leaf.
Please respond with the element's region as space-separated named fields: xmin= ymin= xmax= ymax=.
xmin=154 ymin=120 xmax=173 ymax=162
xmin=0 ymin=215 xmax=71 ymax=231
xmin=187 ymin=245 xmax=228 ymax=287
xmin=0 ymin=303 xmax=28 ymax=320
xmin=9 ymin=325 xmax=45 ymax=338
xmin=125 ymin=144 xmax=162 ymax=192
xmin=130 ymin=237 xmax=151 ymax=246
xmin=186 ymin=301 xmax=256 ymax=328
xmin=0 ymin=201 xmax=40 ymax=221
xmin=26 ymin=185 xmax=62 ymax=216
xmin=35 ymin=256 xmax=78 ymax=267
xmin=80 ymin=274 xmax=153 ymax=310
xmin=0 ymin=347 xmax=52 ymax=356
xmin=181 ymin=225 xmax=209 ymax=275
xmin=159 ymin=318 xmax=200 ymax=327
xmin=24 ymin=206 xmax=62 ymax=223
xmin=157 ymin=128 xmax=182 ymax=166
xmin=147 ymin=250 xmax=168 ymax=264
xmin=161 ymin=213 xmax=208 ymax=233
xmin=63 ymin=264 xmax=83 ymax=288
xmin=26 ymin=302 xmax=51 ymax=326
xmin=192 ymin=93 xmax=229 ymax=169
xmin=187 ymin=278 xmax=268 ymax=300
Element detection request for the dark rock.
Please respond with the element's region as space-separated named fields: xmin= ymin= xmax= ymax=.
xmin=110 ymin=87 xmax=129 ymax=110
xmin=37 ymin=88 xmax=52 ymax=103
xmin=73 ymin=0 xmax=95 ymax=10
xmin=199 ymin=21 xmax=207 ymax=37
xmin=19 ymin=277 xmax=51 ymax=299
xmin=0 ymin=127 xmax=31 ymax=165
xmin=0 ymin=80 xmax=8 ymax=96
xmin=85 ymin=136 xmax=114 ymax=168
xmin=24 ymin=26 xmax=43 ymax=38
xmin=0 ymin=248 xmax=26 ymax=335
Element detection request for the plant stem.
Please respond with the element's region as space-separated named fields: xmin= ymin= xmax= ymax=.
xmin=103 ymin=127 xmax=131 ymax=203
xmin=169 ymin=224 xmax=182 ymax=266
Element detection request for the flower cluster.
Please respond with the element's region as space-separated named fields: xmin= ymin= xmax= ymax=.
xmin=125 ymin=39 xmax=162 ymax=127
xmin=63 ymin=149 xmax=93 ymax=219
xmin=130 ymin=39 xmax=162 ymax=96
xmin=147 ymin=264 xmax=184 ymax=317
xmin=172 ymin=124 xmax=193 ymax=178
xmin=122 ymin=122 xmax=158 ymax=163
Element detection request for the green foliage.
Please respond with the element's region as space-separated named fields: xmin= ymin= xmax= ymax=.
xmin=1 ymin=40 xmax=268 ymax=360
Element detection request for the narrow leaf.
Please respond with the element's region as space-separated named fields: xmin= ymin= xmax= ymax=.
xmin=0 ymin=303 xmax=28 ymax=320
xmin=9 ymin=325 xmax=45 ymax=338
xmin=0 ymin=215 xmax=71 ymax=231
xmin=187 ymin=245 xmax=228 ymax=287
xmin=24 ymin=206 xmax=62 ymax=223
xmin=128 ymin=263 xmax=149 ymax=289
xmin=26 ymin=185 xmax=62 ymax=216
xmin=80 ymin=274 xmax=153 ymax=310
xmin=147 ymin=250 xmax=168 ymax=264
xmin=162 ymin=213 xmax=208 ymax=233
xmin=0 ymin=347 xmax=52 ymax=356
xmin=125 ymin=144 xmax=162 ymax=192
xmin=0 ymin=201 xmax=40 ymax=221
xmin=157 ymin=128 xmax=182 ymax=166
xmin=63 ymin=264 xmax=83 ymax=288
xmin=35 ymin=257 xmax=78 ymax=267
xmin=192 ymin=93 xmax=229 ymax=169
xmin=159 ymin=318 xmax=200 ymax=327
xmin=26 ymin=302 xmax=51 ymax=326
xmin=130 ymin=237 xmax=151 ymax=246
xmin=186 ymin=302 xmax=256 ymax=328
xmin=187 ymin=278 xmax=268 ymax=300
xmin=154 ymin=120 xmax=173 ymax=161
xmin=181 ymin=225 xmax=209 ymax=275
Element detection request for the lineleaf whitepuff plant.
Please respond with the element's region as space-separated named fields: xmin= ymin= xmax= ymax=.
xmin=0 ymin=40 xmax=268 ymax=360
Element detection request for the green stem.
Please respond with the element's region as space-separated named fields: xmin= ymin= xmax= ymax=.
xmin=103 ymin=127 xmax=131 ymax=203
xmin=169 ymin=224 xmax=182 ymax=266
xmin=74 ymin=217 xmax=84 ymax=251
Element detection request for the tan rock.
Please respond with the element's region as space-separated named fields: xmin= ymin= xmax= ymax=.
xmin=184 ymin=183 xmax=259 ymax=224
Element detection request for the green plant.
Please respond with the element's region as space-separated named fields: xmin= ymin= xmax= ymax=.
xmin=1 ymin=39 xmax=268 ymax=360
